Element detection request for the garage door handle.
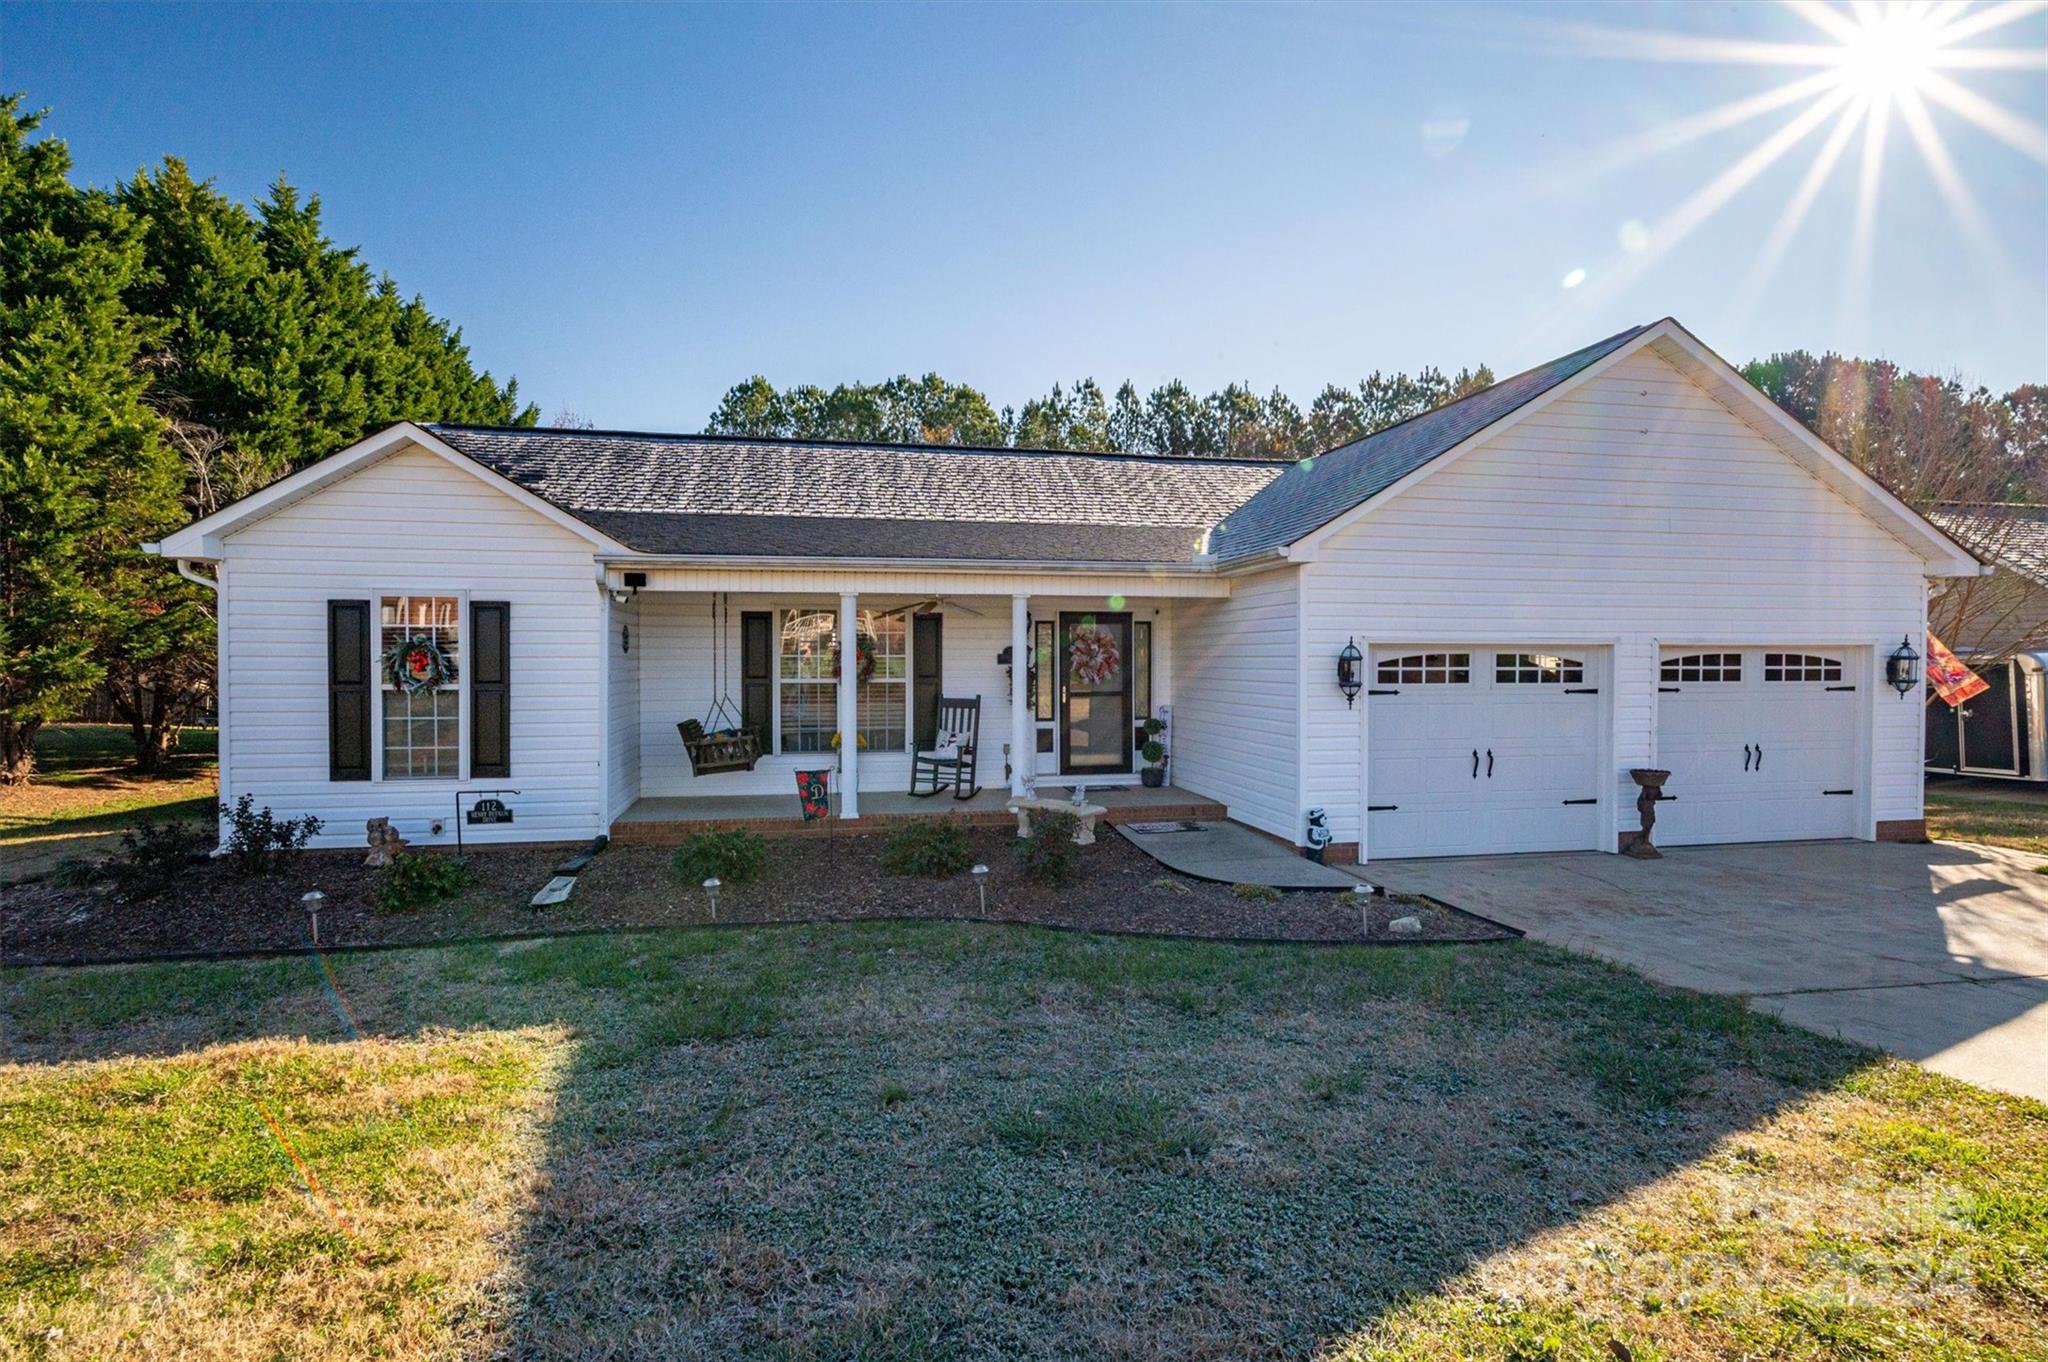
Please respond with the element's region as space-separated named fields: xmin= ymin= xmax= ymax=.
xmin=1823 ymin=789 xmax=1853 ymax=796
xmin=1486 ymin=749 xmax=1494 ymax=778
xmin=1472 ymin=749 xmax=1479 ymax=779
xmin=1561 ymin=797 xmax=1598 ymax=805
xmin=1744 ymin=743 xmax=1753 ymax=771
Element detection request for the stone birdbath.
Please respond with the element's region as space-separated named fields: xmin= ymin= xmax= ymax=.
xmin=1625 ymin=768 xmax=1671 ymax=859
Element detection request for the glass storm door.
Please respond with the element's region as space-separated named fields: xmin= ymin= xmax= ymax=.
xmin=1059 ymin=612 xmax=1133 ymax=774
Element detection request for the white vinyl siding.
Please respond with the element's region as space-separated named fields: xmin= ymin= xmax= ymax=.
xmin=1302 ymin=347 xmax=1927 ymax=849
xmin=218 ymin=444 xmax=605 ymax=847
xmin=1169 ymin=566 xmax=1300 ymax=841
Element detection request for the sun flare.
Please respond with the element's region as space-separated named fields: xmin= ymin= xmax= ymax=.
xmin=1527 ymin=0 xmax=2046 ymax=344
xmin=1834 ymin=4 xmax=1944 ymax=99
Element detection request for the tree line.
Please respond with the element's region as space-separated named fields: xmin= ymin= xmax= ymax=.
xmin=0 ymin=97 xmax=534 ymax=781
xmin=704 ymin=366 xmax=1501 ymax=460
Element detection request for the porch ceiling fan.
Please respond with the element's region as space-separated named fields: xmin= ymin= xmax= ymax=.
xmin=868 ymin=596 xmax=986 ymax=619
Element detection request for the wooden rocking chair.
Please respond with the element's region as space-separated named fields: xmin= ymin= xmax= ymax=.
xmin=908 ymin=696 xmax=981 ymax=800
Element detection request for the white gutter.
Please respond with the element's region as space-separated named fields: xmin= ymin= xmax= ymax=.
xmin=594 ymin=552 xmax=1217 ymax=574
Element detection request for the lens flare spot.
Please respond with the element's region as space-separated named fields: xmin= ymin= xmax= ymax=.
xmin=1107 ymin=594 xmax=1126 ymax=610
xmin=1618 ymin=219 xmax=1651 ymax=253
xmin=1561 ymin=267 xmax=1588 ymax=289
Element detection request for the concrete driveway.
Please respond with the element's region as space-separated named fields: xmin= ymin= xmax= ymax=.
xmin=1366 ymin=840 xmax=2048 ymax=1102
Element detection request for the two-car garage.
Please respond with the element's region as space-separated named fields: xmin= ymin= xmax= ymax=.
xmin=1364 ymin=644 xmax=1867 ymax=859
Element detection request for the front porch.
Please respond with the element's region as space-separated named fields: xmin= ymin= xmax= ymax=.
xmin=606 ymin=570 xmax=1234 ymax=831
xmin=610 ymin=782 xmax=1224 ymax=842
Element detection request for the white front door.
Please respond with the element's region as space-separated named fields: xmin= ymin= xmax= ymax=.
xmin=1366 ymin=647 xmax=1606 ymax=859
xmin=1655 ymin=648 xmax=1863 ymax=846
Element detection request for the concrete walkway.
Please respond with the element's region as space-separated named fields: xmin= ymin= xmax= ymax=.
xmin=1115 ymin=820 xmax=1360 ymax=889
xmin=1366 ymin=840 xmax=2048 ymax=1102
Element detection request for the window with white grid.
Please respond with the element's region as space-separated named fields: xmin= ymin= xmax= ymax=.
xmin=379 ymin=594 xmax=461 ymax=779
xmin=778 ymin=609 xmax=910 ymax=754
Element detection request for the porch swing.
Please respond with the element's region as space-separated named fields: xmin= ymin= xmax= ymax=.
xmin=677 ymin=593 xmax=764 ymax=775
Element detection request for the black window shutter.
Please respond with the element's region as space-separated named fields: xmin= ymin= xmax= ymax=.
xmin=328 ymin=600 xmax=372 ymax=781
xmin=913 ymin=613 xmax=944 ymax=749
xmin=471 ymin=601 xmax=511 ymax=779
xmin=740 ymin=611 xmax=773 ymax=753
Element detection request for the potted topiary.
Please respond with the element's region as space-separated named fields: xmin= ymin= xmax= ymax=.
xmin=1139 ymin=717 xmax=1168 ymax=787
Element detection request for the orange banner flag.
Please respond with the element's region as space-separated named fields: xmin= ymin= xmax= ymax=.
xmin=1927 ymin=633 xmax=1990 ymax=707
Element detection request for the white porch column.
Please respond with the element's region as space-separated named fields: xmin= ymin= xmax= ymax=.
xmin=838 ymin=592 xmax=860 ymax=819
xmin=1011 ymin=594 xmax=1030 ymax=795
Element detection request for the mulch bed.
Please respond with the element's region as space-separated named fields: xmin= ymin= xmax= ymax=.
xmin=0 ymin=828 xmax=1515 ymax=967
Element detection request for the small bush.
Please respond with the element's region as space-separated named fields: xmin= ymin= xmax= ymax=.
xmin=879 ymin=1081 xmax=910 ymax=1109
xmin=50 ymin=856 xmax=108 ymax=889
xmin=1149 ymin=876 xmax=1190 ymax=895
xmin=1012 ymin=810 xmax=1080 ymax=885
xmin=1231 ymin=882 xmax=1280 ymax=903
xmin=671 ymin=828 xmax=767 ymax=885
xmin=881 ymin=818 xmax=974 ymax=878
xmin=108 ymin=818 xmax=214 ymax=898
xmin=376 ymin=852 xmax=474 ymax=914
xmin=220 ymin=794 xmax=321 ymax=877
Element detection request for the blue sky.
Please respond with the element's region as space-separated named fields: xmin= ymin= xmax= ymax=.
xmin=7 ymin=1 xmax=2044 ymax=429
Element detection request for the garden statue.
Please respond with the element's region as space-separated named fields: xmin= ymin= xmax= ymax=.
xmin=365 ymin=817 xmax=408 ymax=867
xmin=1625 ymin=769 xmax=1671 ymax=859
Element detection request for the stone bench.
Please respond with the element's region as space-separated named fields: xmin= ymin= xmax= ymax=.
xmin=1005 ymin=797 xmax=1108 ymax=845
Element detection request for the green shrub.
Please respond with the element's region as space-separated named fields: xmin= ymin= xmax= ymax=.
xmin=880 ymin=818 xmax=974 ymax=878
xmin=219 ymin=794 xmax=321 ymax=877
xmin=1013 ymin=810 xmax=1080 ymax=885
xmin=50 ymin=856 xmax=108 ymax=889
xmin=671 ymin=828 xmax=767 ymax=885
xmin=109 ymin=818 xmax=214 ymax=898
xmin=375 ymin=852 xmax=474 ymax=914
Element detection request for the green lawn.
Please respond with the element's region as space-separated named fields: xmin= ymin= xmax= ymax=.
xmin=3 ymin=925 xmax=2041 ymax=1360
xmin=1926 ymin=787 xmax=2048 ymax=857
xmin=0 ymin=725 xmax=218 ymax=886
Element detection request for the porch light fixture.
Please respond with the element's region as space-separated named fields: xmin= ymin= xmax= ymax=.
xmin=1887 ymin=635 xmax=1921 ymax=696
xmin=1337 ymin=638 xmax=1364 ymax=708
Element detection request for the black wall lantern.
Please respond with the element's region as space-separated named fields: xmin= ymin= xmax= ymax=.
xmin=1887 ymin=634 xmax=1921 ymax=696
xmin=1337 ymin=637 xmax=1364 ymax=708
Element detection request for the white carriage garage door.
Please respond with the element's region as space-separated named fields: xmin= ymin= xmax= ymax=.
xmin=1366 ymin=647 xmax=1606 ymax=859
xmin=1654 ymin=648 xmax=1863 ymax=846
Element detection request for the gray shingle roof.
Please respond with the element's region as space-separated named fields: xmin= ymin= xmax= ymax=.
xmin=1933 ymin=505 xmax=2048 ymax=585
xmin=1207 ymin=322 xmax=1656 ymax=561
xmin=428 ymin=425 xmax=1281 ymax=563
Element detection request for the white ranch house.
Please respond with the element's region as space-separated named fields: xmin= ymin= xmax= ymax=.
xmin=151 ymin=319 xmax=1980 ymax=861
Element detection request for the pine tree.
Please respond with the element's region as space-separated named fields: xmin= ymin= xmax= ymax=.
xmin=0 ymin=98 xmax=180 ymax=781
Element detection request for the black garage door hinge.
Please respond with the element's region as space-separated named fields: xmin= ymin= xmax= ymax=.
xmin=1566 ymin=687 xmax=1600 ymax=694
xmin=1658 ymin=686 xmax=1680 ymax=693
xmin=1826 ymin=685 xmax=1857 ymax=692
xmin=1560 ymin=797 xmax=1599 ymax=805
xmin=1823 ymin=788 xmax=1854 ymax=796
xmin=1367 ymin=688 xmax=1399 ymax=696
xmin=1367 ymin=804 xmax=1399 ymax=812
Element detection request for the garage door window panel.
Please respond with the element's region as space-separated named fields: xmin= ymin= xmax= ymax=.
xmin=1661 ymin=653 xmax=1742 ymax=684
xmin=1764 ymin=653 xmax=1843 ymax=683
xmin=1377 ymin=652 xmax=1470 ymax=685
xmin=1495 ymin=653 xmax=1585 ymax=685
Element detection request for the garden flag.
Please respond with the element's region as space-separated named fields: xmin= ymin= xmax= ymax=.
xmin=795 ymin=768 xmax=831 ymax=821
xmin=1927 ymin=633 xmax=1989 ymax=707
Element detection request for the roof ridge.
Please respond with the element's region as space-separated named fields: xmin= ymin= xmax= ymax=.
xmin=427 ymin=422 xmax=1288 ymax=469
xmin=1296 ymin=320 xmax=1656 ymax=466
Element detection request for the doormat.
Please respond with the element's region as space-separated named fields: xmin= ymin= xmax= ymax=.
xmin=1124 ymin=820 xmax=1208 ymax=835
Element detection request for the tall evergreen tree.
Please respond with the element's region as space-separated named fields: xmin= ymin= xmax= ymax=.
xmin=0 ymin=99 xmax=181 ymax=781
